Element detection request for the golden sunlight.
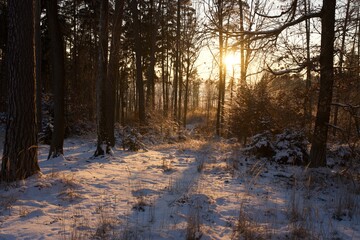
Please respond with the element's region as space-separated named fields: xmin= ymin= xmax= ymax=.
xmin=224 ymin=53 xmax=238 ymax=67
xmin=224 ymin=52 xmax=241 ymax=77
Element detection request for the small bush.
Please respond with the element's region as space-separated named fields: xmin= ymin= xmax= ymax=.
xmin=244 ymin=130 xmax=309 ymax=165
xmin=244 ymin=132 xmax=275 ymax=159
xmin=273 ymin=129 xmax=309 ymax=165
xmin=120 ymin=126 xmax=146 ymax=151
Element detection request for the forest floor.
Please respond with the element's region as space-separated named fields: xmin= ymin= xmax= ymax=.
xmin=0 ymin=131 xmax=360 ymax=239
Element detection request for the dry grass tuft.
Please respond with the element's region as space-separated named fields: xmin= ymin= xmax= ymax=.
xmin=93 ymin=212 xmax=120 ymax=239
xmin=58 ymin=188 xmax=81 ymax=202
xmin=0 ymin=194 xmax=17 ymax=214
xmin=57 ymin=174 xmax=82 ymax=202
xmin=186 ymin=207 xmax=202 ymax=240
xmin=60 ymin=174 xmax=78 ymax=188
xmin=132 ymin=196 xmax=149 ymax=212
xmin=333 ymin=190 xmax=359 ymax=221
xmin=196 ymin=156 xmax=205 ymax=173
xmin=161 ymin=158 xmax=173 ymax=172
xmin=18 ymin=206 xmax=30 ymax=217
xmin=232 ymin=206 xmax=262 ymax=240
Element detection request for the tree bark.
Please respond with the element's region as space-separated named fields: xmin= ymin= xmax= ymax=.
xmin=1 ymin=0 xmax=40 ymax=181
xmin=107 ymin=0 xmax=125 ymax=146
xmin=178 ymin=56 xmax=183 ymax=125
xmin=95 ymin=0 xmax=109 ymax=156
xmin=46 ymin=0 xmax=65 ymax=159
xmin=239 ymin=0 xmax=246 ymax=86
xmin=216 ymin=0 xmax=225 ymax=136
xmin=304 ymin=0 xmax=312 ymax=135
xmin=332 ymin=0 xmax=351 ymax=137
xmin=309 ymin=0 xmax=336 ymax=167
xmin=35 ymin=0 xmax=42 ymax=133
xmin=173 ymin=0 xmax=181 ymax=121
xmin=0 ymin=2 xmax=7 ymax=112
xmin=183 ymin=57 xmax=191 ymax=127
xmin=131 ymin=0 xmax=146 ymax=124
xmin=146 ymin=0 xmax=157 ymax=110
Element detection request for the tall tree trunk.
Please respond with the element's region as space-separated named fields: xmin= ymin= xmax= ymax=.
xmin=160 ymin=2 xmax=167 ymax=116
xmin=178 ymin=57 xmax=183 ymax=124
xmin=309 ymin=0 xmax=336 ymax=167
xmin=131 ymin=0 xmax=146 ymax=124
xmin=120 ymin=67 xmax=126 ymax=125
xmin=304 ymin=0 xmax=312 ymax=135
xmin=229 ymin=66 xmax=234 ymax=104
xmin=239 ymin=0 xmax=246 ymax=86
xmin=216 ymin=0 xmax=224 ymax=136
xmin=71 ymin=1 xmax=79 ymax=121
xmin=107 ymin=0 xmax=125 ymax=147
xmin=338 ymin=0 xmax=351 ymax=73
xmin=358 ymin=7 xmax=360 ymax=89
xmin=147 ymin=0 xmax=156 ymax=110
xmin=35 ymin=0 xmax=42 ymax=133
xmin=0 ymin=1 xmax=8 ymax=113
xmin=47 ymin=0 xmax=65 ymax=159
xmin=165 ymin=43 xmax=170 ymax=116
xmin=161 ymin=33 xmax=166 ymax=116
xmin=173 ymin=0 xmax=181 ymax=121
xmin=1 ymin=0 xmax=40 ymax=181
xmin=220 ymin=34 xmax=228 ymax=131
xmin=332 ymin=0 xmax=351 ymax=137
xmin=95 ymin=0 xmax=109 ymax=156
xmin=0 ymin=50 xmax=5 ymax=112
xmin=183 ymin=58 xmax=191 ymax=127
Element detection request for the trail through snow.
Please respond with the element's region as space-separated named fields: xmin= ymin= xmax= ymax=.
xmin=0 ymin=136 xmax=360 ymax=239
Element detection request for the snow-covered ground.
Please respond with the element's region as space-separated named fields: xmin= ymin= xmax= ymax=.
xmin=0 ymin=135 xmax=360 ymax=239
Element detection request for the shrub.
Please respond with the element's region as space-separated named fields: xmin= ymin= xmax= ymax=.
xmin=273 ymin=129 xmax=309 ymax=165
xmin=244 ymin=130 xmax=309 ymax=165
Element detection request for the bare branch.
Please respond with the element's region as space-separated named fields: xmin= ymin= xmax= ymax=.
xmin=266 ymin=63 xmax=306 ymax=76
xmin=255 ymin=0 xmax=297 ymax=21
xmin=229 ymin=12 xmax=321 ymax=39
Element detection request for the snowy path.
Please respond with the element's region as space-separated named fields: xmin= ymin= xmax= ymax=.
xmin=0 ymin=138 xmax=238 ymax=239
xmin=1 ymin=137 xmax=360 ymax=239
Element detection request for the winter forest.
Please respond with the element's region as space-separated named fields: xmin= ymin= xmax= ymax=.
xmin=0 ymin=0 xmax=360 ymax=239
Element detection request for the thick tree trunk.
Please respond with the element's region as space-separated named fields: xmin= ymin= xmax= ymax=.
xmin=0 ymin=3 xmax=7 ymax=113
xmin=35 ymin=0 xmax=42 ymax=133
xmin=309 ymin=0 xmax=336 ymax=167
xmin=47 ymin=0 xmax=65 ymax=159
xmin=107 ymin=0 xmax=125 ymax=147
xmin=1 ymin=0 xmax=40 ymax=181
xmin=0 ymin=47 xmax=6 ymax=113
xmin=95 ymin=0 xmax=109 ymax=156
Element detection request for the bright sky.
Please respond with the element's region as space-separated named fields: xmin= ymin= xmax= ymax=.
xmin=193 ymin=0 xmax=329 ymax=84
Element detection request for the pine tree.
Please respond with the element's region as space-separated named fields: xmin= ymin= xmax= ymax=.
xmin=1 ymin=0 xmax=40 ymax=181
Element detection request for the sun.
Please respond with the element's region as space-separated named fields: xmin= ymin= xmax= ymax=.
xmin=223 ymin=53 xmax=241 ymax=77
xmin=224 ymin=53 xmax=239 ymax=67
